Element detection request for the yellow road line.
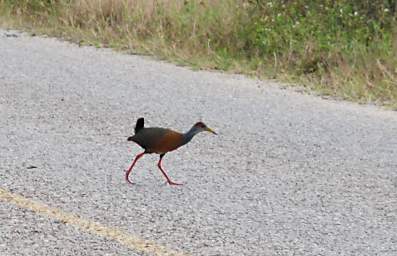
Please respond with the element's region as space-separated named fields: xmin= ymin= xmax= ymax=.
xmin=0 ymin=188 xmax=187 ymax=256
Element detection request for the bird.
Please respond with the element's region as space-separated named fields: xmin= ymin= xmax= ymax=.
xmin=125 ymin=117 xmax=217 ymax=185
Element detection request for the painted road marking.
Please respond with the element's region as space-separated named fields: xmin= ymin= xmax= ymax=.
xmin=0 ymin=188 xmax=187 ymax=256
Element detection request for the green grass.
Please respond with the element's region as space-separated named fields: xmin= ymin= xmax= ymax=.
xmin=1 ymin=0 xmax=396 ymax=109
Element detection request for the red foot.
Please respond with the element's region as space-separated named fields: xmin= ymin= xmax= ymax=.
xmin=124 ymin=152 xmax=145 ymax=185
xmin=125 ymin=171 xmax=134 ymax=184
xmin=168 ymin=181 xmax=183 ymax=186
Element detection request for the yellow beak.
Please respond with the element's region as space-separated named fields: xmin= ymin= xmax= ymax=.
xmin=206 ymin=127 xmax=217 ymax=135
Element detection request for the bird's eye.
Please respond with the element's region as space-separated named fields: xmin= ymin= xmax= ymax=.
xmin=196 ymin=122 xmax=205 ymax=128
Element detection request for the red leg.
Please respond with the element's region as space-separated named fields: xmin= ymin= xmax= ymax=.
xmin=125 ymin=152 xmax=145 ymax=184
xmin=157 ymin=155 xmax=182 ymax=186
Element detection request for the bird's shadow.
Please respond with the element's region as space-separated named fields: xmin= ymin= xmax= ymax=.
xmin=125 ymin=182 xmax=145 ymax=188
xmin=125 ymin=181 xmax=185 ymax=188
xmin=122 ymin=168 xmax=185 ymax=189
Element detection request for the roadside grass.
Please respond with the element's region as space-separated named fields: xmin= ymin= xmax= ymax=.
xmin=0 ymin=0 xmax=396 ymax=109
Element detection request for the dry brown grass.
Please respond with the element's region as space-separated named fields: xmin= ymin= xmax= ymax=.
xmin=1 ymin=0 xmax=396 ymax=108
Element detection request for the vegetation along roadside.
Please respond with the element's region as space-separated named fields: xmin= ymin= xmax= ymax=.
xmin=1 ymin=0 xmax=396 ymax=108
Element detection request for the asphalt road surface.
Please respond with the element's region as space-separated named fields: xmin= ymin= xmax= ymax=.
xmin=0 ymin=29 xmax=396 ymax=256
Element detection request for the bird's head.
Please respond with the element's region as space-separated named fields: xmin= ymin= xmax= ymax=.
xmin=193 ymin=122 xmax=217 ymax=135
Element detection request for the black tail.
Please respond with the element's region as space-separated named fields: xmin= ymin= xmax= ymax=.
xmin=134 ymin=117 xmax=144 ymax=134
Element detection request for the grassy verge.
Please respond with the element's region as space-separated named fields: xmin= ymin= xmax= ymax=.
xmin=1 ymin=0 xmax=396 ymax=108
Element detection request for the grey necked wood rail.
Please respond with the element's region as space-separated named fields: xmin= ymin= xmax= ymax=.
xmin=125 ymin=118 xmax=217 ymax=185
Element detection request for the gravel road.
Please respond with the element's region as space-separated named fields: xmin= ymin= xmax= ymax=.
xmin=0 ymin=29 xmax=396 ymax=256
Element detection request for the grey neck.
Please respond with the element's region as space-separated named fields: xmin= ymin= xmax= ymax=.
xmin=182 ymin=126 xmax=200 ymax=145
